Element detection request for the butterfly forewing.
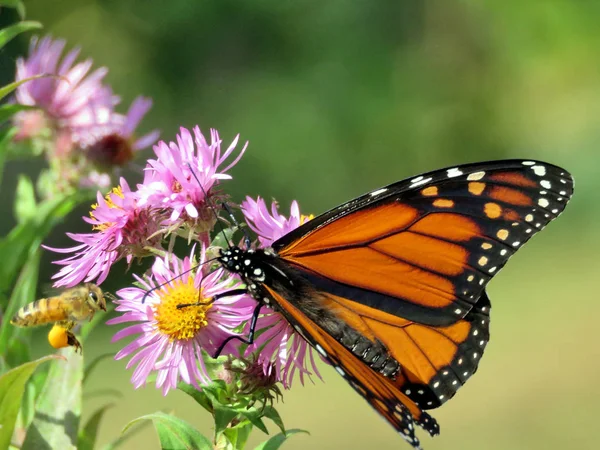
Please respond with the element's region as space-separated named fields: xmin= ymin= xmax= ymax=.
xmin=273 ymin=160 xmax=573 ymax=327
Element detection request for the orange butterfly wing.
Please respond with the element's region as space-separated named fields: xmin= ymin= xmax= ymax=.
xmin=237 ymin=160 xmax=572 ymax=447
xmin=262 ymin=285 xmax=439 ymax=449
xmin=274 ymin=160 xmax=573 ymax=327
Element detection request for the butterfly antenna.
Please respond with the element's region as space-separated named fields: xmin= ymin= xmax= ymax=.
xmin=186 ymin=163 xmax=232 ymax=249
xmin=141 ymin=255 xmax=220 ymax=304
xmin=221 ymin=202 xmax=252 ymax=249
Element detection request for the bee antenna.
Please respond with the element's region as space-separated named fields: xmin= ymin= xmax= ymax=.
xmin=186 ymin=163 xmax=232 ymax=249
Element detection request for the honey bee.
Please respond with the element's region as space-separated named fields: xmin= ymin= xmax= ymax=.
xmin=10 ymin=283 xmax=107 ymax=353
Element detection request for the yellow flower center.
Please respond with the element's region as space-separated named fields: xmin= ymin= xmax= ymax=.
xmin=153 ymin=278 xmax=212 ymax=341
xmin=89 ymin=186 xmax=125 ymax=231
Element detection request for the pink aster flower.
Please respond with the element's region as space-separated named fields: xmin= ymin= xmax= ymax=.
xmin=46 ymin=178 xmax=164 ymax=287
xmin=241 ymin=196 xmax=311 ymax=247
xmin=107 ymin=246 xmax=256 ymax=395
xmin=15 ymin=35 xmax=116 ymax=129
xmin=138 ymin=126 xmax=247 ymax=224
xmin=241 ymin=196 xmax=322 ymax=388
xmin=77 ymin=96 xmax=160 ymax=167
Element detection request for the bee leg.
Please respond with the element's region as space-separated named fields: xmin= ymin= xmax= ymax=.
xmin=66 ymin=332 xmax=83 ymax=354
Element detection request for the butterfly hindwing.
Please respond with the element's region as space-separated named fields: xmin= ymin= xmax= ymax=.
xmin=389 ymin=291 xmax=491 ymax=409
xmin=261 ymin=284 xmax=439 ymax=449
xmin=301 ymin=286 xmax=492 ymax=410
xmin=273 ymin=160 xmax=573 ymax=327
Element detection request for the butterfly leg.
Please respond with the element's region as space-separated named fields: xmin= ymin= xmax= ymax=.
xmin=210 ymin=301 xmax=263 ymax=358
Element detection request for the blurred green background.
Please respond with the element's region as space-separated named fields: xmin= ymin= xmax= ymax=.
xmin=1 ymin=1 xmax=599 ymax=449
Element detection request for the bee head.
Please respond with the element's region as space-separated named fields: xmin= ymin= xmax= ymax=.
xmin=86 ymin=284 xmax=107 ymax=311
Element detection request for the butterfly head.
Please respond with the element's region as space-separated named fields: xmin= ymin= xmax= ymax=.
xmin=218 ymin=246 xmax=268 ymax=283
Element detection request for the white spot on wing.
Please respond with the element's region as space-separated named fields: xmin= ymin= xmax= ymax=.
xmin=411 ymin=177 xmax=433 ymax=187
xmin=540 ymin=180 xmax=551 ymax=189
xmin=532 ymin=165 xmax=546 ymax=176
xmin=335 ymin=366 xmax=346 ymax=377
xmin=522 ymin=161 xmax=535 ymax=166
xmin=447 ymin=168 xmax=463 ymax=178
xmin=370 ymin=188 xmax=388 ymax=197
xmin=538 ymin=198 xmax=549 ymax=207
xmin=315 ymin=344 xmax=327 ymax=357
xmin=467 ymin=171 xmax=485 ymax=181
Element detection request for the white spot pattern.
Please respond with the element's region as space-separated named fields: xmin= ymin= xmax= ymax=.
xmin=447 ymin=168 xmax=463 ymax=178
xmin=467 ymin=171 xmax=485 ymax=181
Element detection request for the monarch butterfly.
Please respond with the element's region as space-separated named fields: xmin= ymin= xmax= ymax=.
xmin=199 ymin=159 xmax=573 ymax=448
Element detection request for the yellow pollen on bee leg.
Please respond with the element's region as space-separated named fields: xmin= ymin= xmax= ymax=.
xmin=48 ymin=324 xmax=70 ymax=349
xmin=154 ymin=278 xmax=213 ymax=341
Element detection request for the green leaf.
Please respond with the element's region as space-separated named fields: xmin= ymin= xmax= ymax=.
xmin=211 ymin=227 xmax=236 ymax=252
xmin=0 ymin=1 xmax=26 ymax=19
xmin=78 ymin=404 xmax=114 ymax=450
xmin=122 ymin=412 xmax=212 ymax=450
xmin=224 ymin=421 xmax=253 ymax=450
xmin=0 ymin=104 xmax=36 ymax=124
xmin=263 ymin=406 xmax=286 ymax=435
xmin=254 ymin=429 xmax=309 ymax=450
xmin=18 ymin=377 xmax=37 ymax=430
xmin=201 ymin=379 xmax=229 ymax=405
xmin=100 ymin=419 xmax=150 ymax=450
xmin=0 ymin=21 xmax=42 ymax=50
xmin=14 ymin=175 xmax=36 ymax=223
xmin=21 ymin=348 xmax=84 ymax=450
xmin=0 ymin=193 xmax=80 ymax=295
xmin=0 ymin=126 xmax=18 ymax=189
xmin=4 ymin=335 xmax=31 ymax=369
xmin=213 ymin=404 xmax=238 ymax=434
xmin=0 ymin=249 xmax=40 ymax=364
xmin=177 ymin=382 xmax=213 ymax=413
xmin=0 ymin=355 xmax=61 ymax=450
xmin=83 ymin=353 xmax=114 ymax=385
xmin=0 ymin=74 xmax=46 ymax=103
xmin=238 ymin=408 xmax=269 ymax=435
